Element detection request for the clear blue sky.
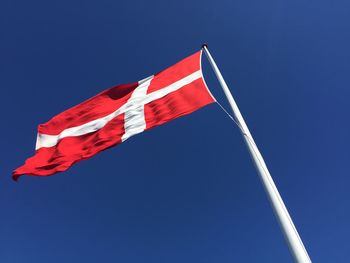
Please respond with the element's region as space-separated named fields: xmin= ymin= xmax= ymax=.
xmin=1 ymin=0 xmax=349 ymax=262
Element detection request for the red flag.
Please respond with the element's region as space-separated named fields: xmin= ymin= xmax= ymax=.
xmin=13 ymin=50 xmax=215 ymax=180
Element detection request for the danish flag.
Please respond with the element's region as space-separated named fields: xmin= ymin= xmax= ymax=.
xmin=13 ymin=50 xmax=215 ymax=180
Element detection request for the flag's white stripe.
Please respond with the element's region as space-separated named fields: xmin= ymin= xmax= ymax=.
xmin=121 ymin=76 xmax=152 ymax=142
xmin=36 ymin=70 xmax=202 ymax=150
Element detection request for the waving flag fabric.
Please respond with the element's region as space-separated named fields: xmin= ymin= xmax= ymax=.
xmin=13 ymin=50 xmax=215 ymax=180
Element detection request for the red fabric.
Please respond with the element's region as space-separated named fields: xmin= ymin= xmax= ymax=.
xmin=38 ymin=83 xmax=137 ymax=135
xmin=13 ymin=51 xmax=214 ymax=180
xmin=147 ymin=51 xmax=201 ymax=94
xmin=13 ymin=114 xmax=126 ymax=178
xmin=144 ymin=78 xmax=213 ymax=130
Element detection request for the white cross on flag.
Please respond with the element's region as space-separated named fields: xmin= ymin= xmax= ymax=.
xmin=13 ymin=50 xmax=215 ymax=180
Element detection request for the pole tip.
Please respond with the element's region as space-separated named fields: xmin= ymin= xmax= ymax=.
xmin=201 ymin=43 xmax=208 ymax=49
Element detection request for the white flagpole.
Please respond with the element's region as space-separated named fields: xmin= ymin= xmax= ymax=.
xmin=202 ymin=44 xmax=312 ymax=263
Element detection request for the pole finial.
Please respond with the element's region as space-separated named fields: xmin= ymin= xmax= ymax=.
xmin=201 ymin=43 xmax=208 ymax=49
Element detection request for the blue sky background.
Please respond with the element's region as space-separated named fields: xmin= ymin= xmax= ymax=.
xmin=1 ymin=0 xmax=350 ymax=262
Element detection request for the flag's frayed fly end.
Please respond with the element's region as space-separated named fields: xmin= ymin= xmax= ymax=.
xmin=12 ymin=173 xmax=19 ymax=182
xmin=12 ymin=167 xmax=26 ymax=182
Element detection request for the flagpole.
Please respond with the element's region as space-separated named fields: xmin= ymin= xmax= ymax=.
xmin=202 ymin=44 xmax=311 ymax=263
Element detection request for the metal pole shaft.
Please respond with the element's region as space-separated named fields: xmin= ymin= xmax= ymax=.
xmin=202 ymin=45 xmax=311 ymax=263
